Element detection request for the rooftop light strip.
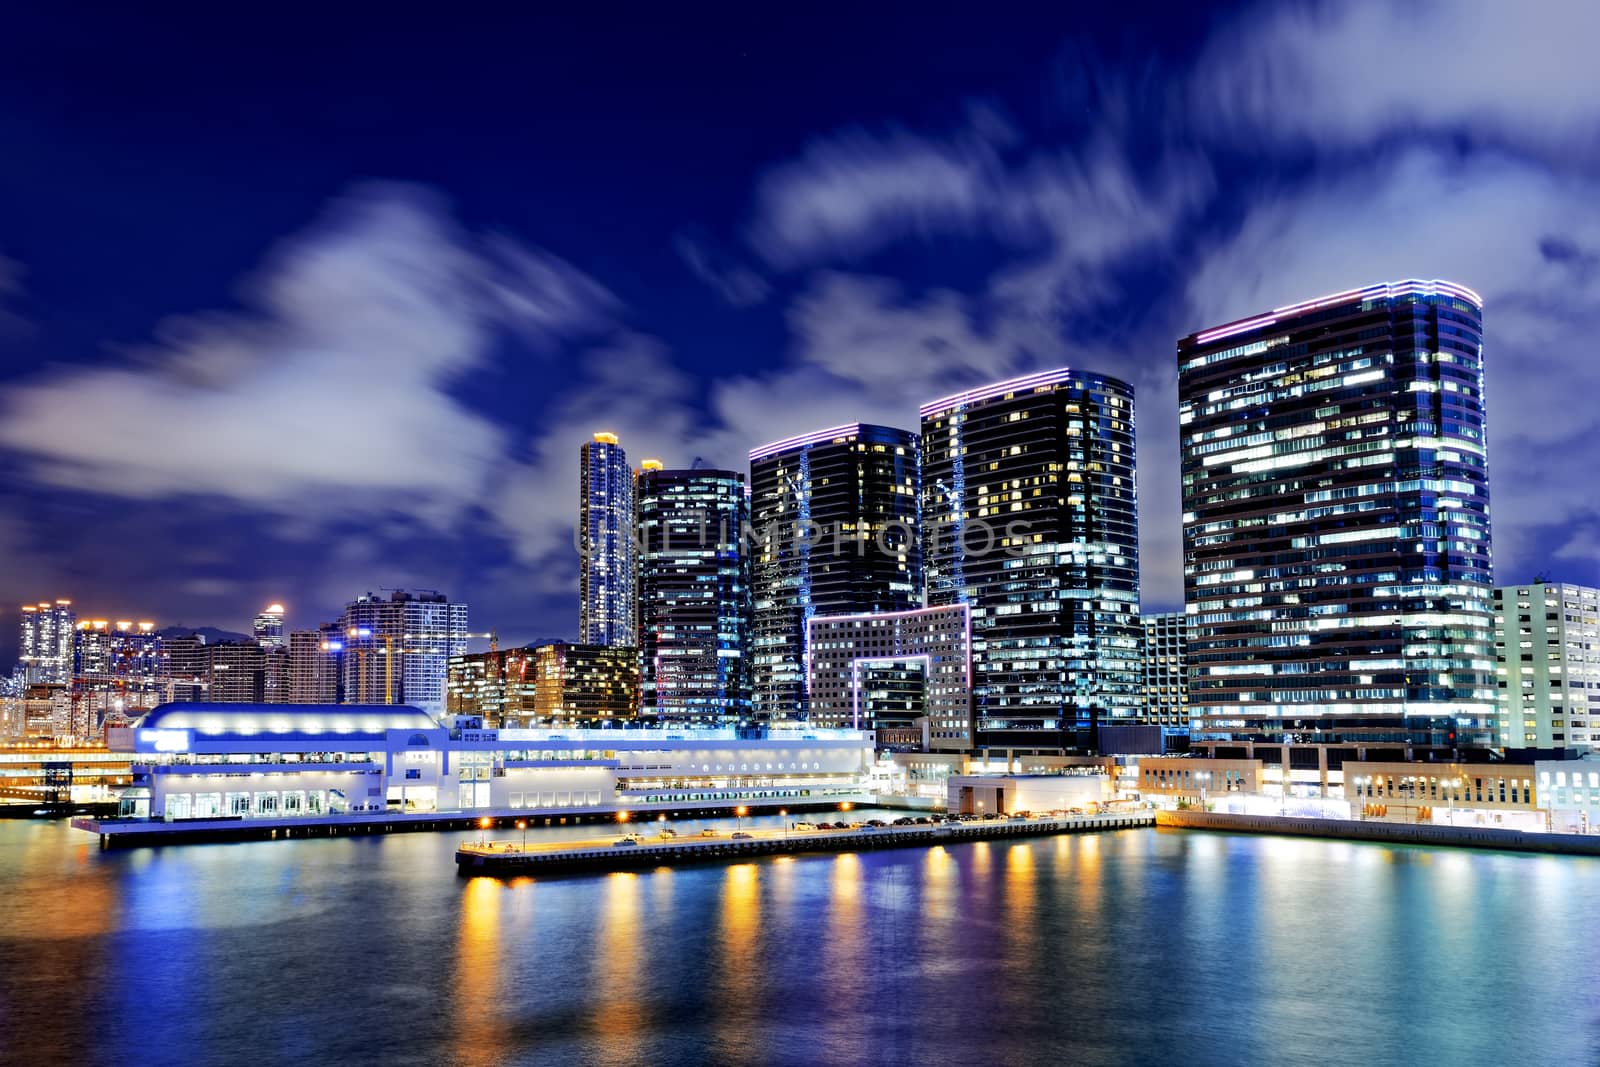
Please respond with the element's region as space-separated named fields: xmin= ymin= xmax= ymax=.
xmin=919 ymin=367 xmax=1076 ymax=417
xmin=748 ymin=423 xmax=864 ymax=462
xmin=1194 ymin=279 xmax=1485 ymax=349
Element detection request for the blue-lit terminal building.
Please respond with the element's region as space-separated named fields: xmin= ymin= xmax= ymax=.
xmin=749 ymin=424 xmax=922 ymax=722
xmin=920 ymin=369 xmax=1143 ymax=753
xmin=636 ymin=466 xmax=751 ymax=723
xmin=103 ymin=703 xmax=874 ymax=825
xmin=1177 ymin=280 xmax=1495 ymax=750
xmin=579 ymin=431 xmax=636 ymax=647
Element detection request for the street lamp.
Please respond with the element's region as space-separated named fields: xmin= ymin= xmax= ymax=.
xmin=779 ymin=808 xmax=788 ymax=838
xmin=516 ymin=819 xmax=527 ymax=852
xmin=1442 ymin=777 xmax=1460 ymax=826
xmin=735 ymin=805 xmax=748 ymax=833
xmin=478 ymin=815 xmax=492 ymax=846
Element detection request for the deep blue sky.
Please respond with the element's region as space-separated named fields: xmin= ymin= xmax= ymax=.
xmin=1 ymin=2 xmax=1596 ymax=655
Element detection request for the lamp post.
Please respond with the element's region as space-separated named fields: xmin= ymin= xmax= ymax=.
xmin=1443 ymin=777 xmax=1459 ymax=826
xmin=516 ymin=819 xmax=527 ymax=852
xmin=779 ymin=808 xmax=788 ymax=838
xmin=478 ymin=815 xmax=492 ymax=847
xmin=735 ymin=805 xmax=748 ymax=833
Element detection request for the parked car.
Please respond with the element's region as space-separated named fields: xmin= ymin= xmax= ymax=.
xmin=866 ymin=819 xmax=888 ymax=827
xmin=914 ymin=816 xmax=933 ymax=825
xmin=731 ymin=831 xmax=753 ymax=840
xmin=981 ymin=812 xmax=1001 ymax=821
xmin=699 ymin=828 xmax=721 ymax=838
xmin=793 ymin=822 xmax=819 ymax=832
xmin=613 ymin=837 xmax=641 ymax=847
xmin=657 ymin=827 xmax=678 ymax=838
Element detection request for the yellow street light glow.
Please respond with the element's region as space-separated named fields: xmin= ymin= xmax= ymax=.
xmin=735 ymin=806 xmax=748 ymax=817
xmin=617 ymin=811 xmax=630 ymax=823
xmin=515 ymin=821 xmax=527 ymax=830
xmin=478 ymin=817 xmax=492 ymax=829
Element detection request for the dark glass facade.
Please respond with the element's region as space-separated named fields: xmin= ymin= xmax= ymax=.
xmin=748 ymin=424 xmax=921 ymax=721
xmin=636 ymin=467 xmax=751 ymax=722
xmin=921 ymin=369 xmax=1142 ymax=751
xmin=1177 ymin=280 xmax=1494 ymax=747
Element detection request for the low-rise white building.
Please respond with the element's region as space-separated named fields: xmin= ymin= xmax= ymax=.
xmin=110 ymin=703 xmax=875 ymax=822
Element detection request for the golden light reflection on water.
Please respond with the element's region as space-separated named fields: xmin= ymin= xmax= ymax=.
xmin=592 ymin=871 xmax=646 ymax=1067
xmin=714 ymin=863 xmax=761 ymax=1049
xmin=452 ymin=877 xmax=506 ymax=1064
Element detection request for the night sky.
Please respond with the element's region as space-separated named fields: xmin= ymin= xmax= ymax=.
xmin=0 ymin=2 xmax=1595 ymax=656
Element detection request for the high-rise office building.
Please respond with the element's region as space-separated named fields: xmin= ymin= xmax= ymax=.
xmin=579 ymin=432 xmax=637 ymax=647
xmin=447 ymin=647 xmax=526 ymax=726
xmin=921 ymin=369 xmax=1142 ymax=751
xmin=530 ymin=642 xmax=640 ymax=723
xmin=749 ymin=423 xmax=922 ymax=721
xmin=1141 ymin=612 xmax=1189 ymax=728
xmin=286 ymin=629 xmax=339 ymax=703
xmin=637 ymin=466 xmax=750 ymax=722
xmin=1493 ymin=580 xmax=1599 ymax=749
xmin=339 ymin=589 xmax=469 ymax=716
xmin=253 ymin=603 xmax=287 ymax=652
xmin=18 ymin=600 xmax=75 ymax=685
xmin=1178 ymin=279 xmax=1495 ymax=747
xmin=807 ymin=605 xmax=972 ymax=742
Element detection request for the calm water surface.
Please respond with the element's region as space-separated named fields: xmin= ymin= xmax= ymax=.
xmin=2 ymin=814 xmax=1598 ymax=1066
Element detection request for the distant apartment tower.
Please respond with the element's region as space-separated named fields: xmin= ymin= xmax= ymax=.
xmin=1178 ymin=280 xmax=1495 ymax=747
xmin=1140 ymin=612 xmax=1189 ymax=727
xmin=19 ymin=599 xmax=75 ymax=685
xmin=637 ymin=466 xmax=750 ymax=722
xmin=447 ymin=648 xmax=527 ymax=726
xmin=1493 ymin=580 xmax=1600 ymax=748
xmin=286 ymin=629 xmax=339 ymax=703
xmin=206 ymin=642 xmax=269 ymax=703
xmin=749 ymin=424 xmax=922 ymax=721
xmin=72 ymin=620 xmax=167 ymax=729
xmin=339 ymin=589 xmax=468 ymax=716
xmin=921 ymin=369 xmax=1142 ymax=752
xmin=579 ymin=432 xmax=637 ymax=647
xmin=531 ymin=643 xmax=641 ymax=723
xmin=253 ymin=603 xmax=287 ymax=652
xmin=166 ymin=634 xmax=209 ymax=702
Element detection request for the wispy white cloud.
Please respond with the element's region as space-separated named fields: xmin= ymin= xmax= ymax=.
xmin=0 ymin=184 xmax=618 ymax=526
xmin=674 ymin=234 xmax=772 ymax=307
xmin=1186 ymin=148 xmax=1600 ymax=584
xmin=1192 ymin=0 xmax=1600 ymax=159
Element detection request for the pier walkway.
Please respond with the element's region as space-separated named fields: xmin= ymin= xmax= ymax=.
xmin=455 ymin=812 xmax=1155 ymax=875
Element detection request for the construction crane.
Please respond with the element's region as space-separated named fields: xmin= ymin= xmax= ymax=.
xmin=343 ymin=628 xmax=498 ymax=705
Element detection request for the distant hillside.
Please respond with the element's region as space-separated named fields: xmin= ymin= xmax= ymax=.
xmin=158 ymin=625 xmax=253 ymax=645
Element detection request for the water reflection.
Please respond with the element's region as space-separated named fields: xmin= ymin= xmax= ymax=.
xmin=452 ymin=877 xmax=506 ymax=1064
xmin=713 ymin=863 xmax=761 ymax=1054
xmin=591 ymin=871 xmax=646 ymax=1067
xmin=4 ymin=820 xmax=1600 ymax=1066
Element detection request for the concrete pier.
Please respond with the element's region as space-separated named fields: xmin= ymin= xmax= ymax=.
xmin=455 ymin=812 xmax=1155 ymax=876
xmin=1157 ymin=809 xmax=1600 ymax=856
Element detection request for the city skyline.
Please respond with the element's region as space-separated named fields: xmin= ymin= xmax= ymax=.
xmin=0 ymin=3 xmax=1595 ymax=660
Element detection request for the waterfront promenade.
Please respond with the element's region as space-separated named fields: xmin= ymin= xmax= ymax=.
xmin=455 ymin=811 xmax=1154 ymax=875
xmin=1159 ymin=809 xmax=1600 ymax=856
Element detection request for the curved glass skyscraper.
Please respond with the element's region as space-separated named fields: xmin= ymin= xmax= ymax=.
xmin=1177 ymin=280 xmax=1494 ymax=747
xmin=748 ymin=423 xmax=922 ymax=722
xmin=921 ymin=369 xmax=1141 ymax=752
